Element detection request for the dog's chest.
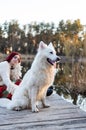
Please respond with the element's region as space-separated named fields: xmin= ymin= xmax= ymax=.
xmin=38 ymin=68 xmax=55 ymax=85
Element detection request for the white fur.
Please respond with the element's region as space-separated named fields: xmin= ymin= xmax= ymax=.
xmin=0 ymin=61 xmax=22 ymax=94
xmin=10 ymin=63 xmax=22 ymax=81
xmin=0 ymin=41 xmax=60 ymax=112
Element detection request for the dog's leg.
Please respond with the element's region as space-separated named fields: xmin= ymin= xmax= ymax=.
xmin=41 ymin=93 xmax=50 ymax=108
xmin=31 ymin=88 xmax=39 ymax=112
xmin=8 ymin=96 xmax=29 ymax=111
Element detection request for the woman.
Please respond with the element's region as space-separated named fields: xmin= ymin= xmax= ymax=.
xmin=0 ymin=52 xmax=22 ymax=99
xmin=0 ymin=52 xmax=53 ymax=99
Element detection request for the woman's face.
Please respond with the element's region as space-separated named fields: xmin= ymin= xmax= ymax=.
xmin=10 ymin=55 xmax=20 ymax=66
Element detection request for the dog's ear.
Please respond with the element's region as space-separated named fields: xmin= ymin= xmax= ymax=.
xmin=39 ymin=41 xmax=47 ymax=50
xmin=48 ymin=42 xmax=54 ymax=49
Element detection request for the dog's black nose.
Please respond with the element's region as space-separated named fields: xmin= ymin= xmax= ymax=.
xmin=56 ymin=56 xmax=61 ymax=61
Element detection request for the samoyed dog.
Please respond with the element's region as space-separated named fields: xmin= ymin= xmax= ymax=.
xmin=0 ymin=41 xmax=60 ymax=112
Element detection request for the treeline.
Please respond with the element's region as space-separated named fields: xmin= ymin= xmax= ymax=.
xmin=0 ymin=19 xmax=86 ymax=57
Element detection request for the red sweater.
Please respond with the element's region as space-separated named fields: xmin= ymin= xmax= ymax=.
xmin=0 ymin=79 xmax=21 ymax=99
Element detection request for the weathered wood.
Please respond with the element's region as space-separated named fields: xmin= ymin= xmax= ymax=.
xmin=0 ymin=94 xmax=86 ymax=130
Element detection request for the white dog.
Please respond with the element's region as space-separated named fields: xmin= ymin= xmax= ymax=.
xmin=0 ymin=41 xmax=60 ymax=112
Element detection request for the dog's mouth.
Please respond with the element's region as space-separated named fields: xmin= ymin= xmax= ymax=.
xmin=47 ymin=57 xmax=61 ymax=66
xmin=47 ymin=58 xmax=55 ymax=65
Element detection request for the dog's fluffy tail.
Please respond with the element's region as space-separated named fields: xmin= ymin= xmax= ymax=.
xmin=0 ymin=98 xmax=11 ymax=108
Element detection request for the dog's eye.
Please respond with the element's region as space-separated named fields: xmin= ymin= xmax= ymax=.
xmin=50 ymin=52 xmax=53 ymax=54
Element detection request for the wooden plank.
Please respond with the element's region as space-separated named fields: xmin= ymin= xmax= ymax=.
xmin=0 ymin=94 xmax=86 ymax=130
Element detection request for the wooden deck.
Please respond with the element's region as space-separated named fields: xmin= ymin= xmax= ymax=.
xmin=0 ymin=94 xmax=86 ymax=130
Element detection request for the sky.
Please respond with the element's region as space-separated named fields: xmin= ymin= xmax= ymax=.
xmin=0 ymin=0 xmax=86 ymax=26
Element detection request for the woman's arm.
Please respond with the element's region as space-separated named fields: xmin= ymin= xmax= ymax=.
xmin=0 ymin=61 xmax=18 ymax=94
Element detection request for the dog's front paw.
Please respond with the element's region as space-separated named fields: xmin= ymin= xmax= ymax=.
xmin=32 ymin=107 xmax=39 ymax=113
xmin=43 ymin=103 xmax=50 ymax=108
xmin=42 ymin=100 xmax=50 ymax=108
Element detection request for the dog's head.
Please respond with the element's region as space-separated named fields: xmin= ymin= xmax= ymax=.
xmin=38 ymin=41 xmax=61 ymax=66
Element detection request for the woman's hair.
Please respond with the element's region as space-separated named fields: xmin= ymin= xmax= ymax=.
xmin=6 ymin=52 xmax=21 ymax=63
